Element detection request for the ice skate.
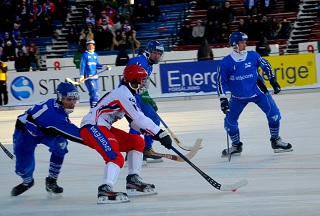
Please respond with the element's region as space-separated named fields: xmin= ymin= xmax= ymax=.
xmin=144 ymin=147 xmax=163 ymax=163
xmin=221 ymin=142 xmax=243 ymax=157
xmin=97 ymin=184 xmax=129 ymax=204
xmin=11 ymin=180 xmax=34 ymax=196
xmin=45 ymin=177 xmax=63 ymax=199
xmin=126 ymin=174 xmax=157 ymax=196
xmin=271 ymin=137 xmax=293 ymax=153
xmin=124 ymin=152 xmax=147 ymax=167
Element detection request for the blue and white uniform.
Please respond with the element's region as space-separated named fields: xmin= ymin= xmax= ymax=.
xmin=13 ymin=98 xmax=83 ymax=183
xmin=217 ymin=50 xmax=281 ymax=144
xmin=79 ymin=50 xmax=103 ymax=108
xmin=126 ymin=54 xmax=160 ymax=150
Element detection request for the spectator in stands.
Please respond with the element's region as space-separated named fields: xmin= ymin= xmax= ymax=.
xmin=113 ymin=17 xmax=122 ymax=31
xmin=243 ymin=0 xmax=259 ymax=16
xmin=111 ymin=29 xmax=126 ymax=50
xmin=86 ymin=22 xmax=96 ymax=34
xmin=218 ymin=22 xmax=231 ymax=43
xmin=192 ymin=20 xmax=205 ymax=45
xmin=259 ymin=16 xmax=270 ymax=39
xmin=67 ymin=22 xmax=82 ymax=44
xmin=39 ymin=14 xmax=54 ymax=37
xmin=220 ymin=1 xmax=236 ymax=25
xmin=132 ymin=1 xmax=146 ymax=23
xmin=82 ymin=3 xmax=97 ymax=20
xmin=100 ymin=19 xmax=115 ymax=35
xmin=247 ymin=16 xmax=262 ymax=41
xmin=197 ymin=38 xmax=213 ymax=61
xmin=54 ymin=0 xmax=68 ymax=27
xmin=0 ymin=44 xmax=3 ymax=60
xmin=79 ymin=28 xmax=94 ymax=50
xmin=98 ymin=10 xmax=114 ymax=27
xmin=15 ymin=41 xmax=27 ymax=57
xmin=23 ymin=17 xmax=38 ymax=38
xmin=27 ymin=41 xmax=40 ymax=71
xmin=207 ymin=3 xmax=221 ymax=27
xmin=255 ymin=36 xmax=271 ymax=56
xmin=177 ymin=21 xmax=193 ymax=45
xmin=237 ymin=19 xmax=248 ymax=34
xmin=86 ymin=12 xmax=96 ymax=27
xmin=14 ymin=16 xmax=23 ymax=29
xmin=15 ymin=50 xmax=31 ymax=72
xmin=105 ymin=0 xmax=118 ymax=12
xmin=42 ymin=0 xmax=55 ymax=18
xmin=12 ymin=23 xmax=23 ymax=40
xmin=278 ymin=17 xmax=292 ymax=39
xmin=1 ymin=41 xmax=16 ymax=62
xmin=120 ymin=18 xmax=132 ymax=32
xmin=269 ymin=17 xmax=282 ymax=40
xmin=259 ymin=0 xmax=276 ymax=16
xmin=19 ymin=0 xmax=31 ymax=25
xmin=146 ymin=0 xmax=161 ymax=22
xmin=117 ymin=0 xmax=133 ymax=23
xmin=94 ymin=26 xmax=108 ymax=51
xmin=204 ymin=20 xmax=218 ymax=44
xmin=122 ymin=26 xmax=140 ymax=50
xmin=30 ymin=0 xmax=43 ymax=22
xmin=104 ymin=3 xmax=117 ymax=22
xmin=0 ymin=18 xmax=13 ymax=35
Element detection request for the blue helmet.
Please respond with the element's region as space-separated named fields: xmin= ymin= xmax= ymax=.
xmin=229 ymin=32 xmax=248 ymax=47
xmin=145 ymin=40 xmax=164 ymax=64
xmin=56 ymin=82 xmax=79 ymax=102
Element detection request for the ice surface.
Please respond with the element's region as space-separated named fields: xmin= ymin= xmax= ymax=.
xmin=1 ymin=91 xmax=320 ymax=216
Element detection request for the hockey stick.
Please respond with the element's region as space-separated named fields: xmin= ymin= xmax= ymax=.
xmin=171 ymin=146 xmax=248 ymax=191
xmin=154 ymin=111 xmax=202 ymax=151
xmin=145 ymin=138 xmax=202 ymax=162
xmin=226 ymin=129 xmax=231 ymax=162
xmin=0 ymin=142 xmax=15 ymax=161
xmin=65 ymin=66 xmax=112 ymax=85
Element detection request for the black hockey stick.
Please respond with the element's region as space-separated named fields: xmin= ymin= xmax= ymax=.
xmin=171 ymin=146 xmax=248 ymax=191
xmin=0 ymin=142 xmax=15 ymax=161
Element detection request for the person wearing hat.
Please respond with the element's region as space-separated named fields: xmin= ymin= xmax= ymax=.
xmin=146 ymin=0 xmax=161 ymax=22
xmin=79 ymin=40 xmax=109 ymax=108
xmin=0 ymin=61 xmax=8 ymax=105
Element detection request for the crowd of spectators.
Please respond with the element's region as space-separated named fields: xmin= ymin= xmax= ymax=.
xmin=0 ymin=0 xmax=67 ymax=71
xmin=177 ymin=0 xmax=298 ymax=46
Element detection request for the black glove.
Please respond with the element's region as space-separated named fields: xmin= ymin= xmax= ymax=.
xmin=220 ymin=98 xmax=229 ymax=114
xmin=153 ymin=129 xmax=172 ymax=149
xmin=269 ymin=77 xmax=281 ymax=94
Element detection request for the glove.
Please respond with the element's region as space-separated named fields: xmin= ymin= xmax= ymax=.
xmin=79 ymin=76 xmax=85 ymax=83
xmin=25 ymin=121 xmax=43 ymax=137
xmin=269 ymin=77 xmax=281 ymax=94
xmin=102 ymin=65 xmax=111 ymax=70
xmin=153 ymin=129 xmax=172 ymax=149
xmin=220 ymin=98 xmax=229 ymax=114
xmin=142 ymin=91 xmax=158 ymax=111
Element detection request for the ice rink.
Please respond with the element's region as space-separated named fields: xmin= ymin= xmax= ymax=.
xmin=1 ymin=90 xmax=320 ymax=216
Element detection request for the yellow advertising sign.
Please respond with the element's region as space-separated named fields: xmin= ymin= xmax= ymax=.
xmin=259 ymin=53 xmax=317 ymax=88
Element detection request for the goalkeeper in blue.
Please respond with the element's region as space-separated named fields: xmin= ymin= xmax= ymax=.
xmin=125 ymin=40 xmax=165 ymax=164
xmin=11 ymin=82 xmax=84 ymax=198
xmin=217 ymin=32 xmax=293 ymax=157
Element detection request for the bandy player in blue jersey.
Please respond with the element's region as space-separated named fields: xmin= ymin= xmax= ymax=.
xmin=80 ymin=40 xmax=109 ymax=108
xmin=11 ymin=82 xmax=84 ymax=198
xmin=126 ymin=40 xmax=164 ymax=164
xmin=217 ymin=32 xmax=293 ymax=157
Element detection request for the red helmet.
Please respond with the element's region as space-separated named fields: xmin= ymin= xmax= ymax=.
xmin=123 ymin=64 xmax=148 ymax=85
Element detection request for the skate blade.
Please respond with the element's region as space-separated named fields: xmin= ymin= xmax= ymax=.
xmin=126 ymin=188 xmax=157 ymax=196
xmin=146 ymin=158 xmax=163 ymax=163
xmin=97 ymin=195 xmax=130 ymax=204
xmin=47 ymin=191 xmax=62 ymax=199
xmin=274 ymin=148 xmax=293 ymax=153
xmin=221 ymin=153 xmax=241 ymax=157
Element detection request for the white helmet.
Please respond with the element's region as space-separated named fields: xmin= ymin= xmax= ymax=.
xmin=86 ymin=39 xmax=95 ymax=46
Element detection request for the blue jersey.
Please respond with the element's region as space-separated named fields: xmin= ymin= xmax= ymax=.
xmin=79 ymin=51 xmax=103 ymax=78
xmin=217 ymin=50 xmax=275 ymax=98
xmin=127 ymin=54 xmax=153 ymax=76
xmin=17 ymin=98 xmax=83 ymax=144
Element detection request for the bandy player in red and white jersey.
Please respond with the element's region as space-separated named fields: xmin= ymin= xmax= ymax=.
xmin=79 ymin=64 xmax=172 ymax=204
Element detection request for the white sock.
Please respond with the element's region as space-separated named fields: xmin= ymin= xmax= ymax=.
xmin=127 ymin=150 xmax=142 ymax=175
xmin=102 ymin=162 xmax=120 ymax=187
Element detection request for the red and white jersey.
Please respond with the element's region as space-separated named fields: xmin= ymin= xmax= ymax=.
xmin=80 ymin=85 xmax=161 ymax=136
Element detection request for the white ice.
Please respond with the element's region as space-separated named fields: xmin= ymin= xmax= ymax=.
xmin=1 ymin=90 xmax=320 ymax=216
